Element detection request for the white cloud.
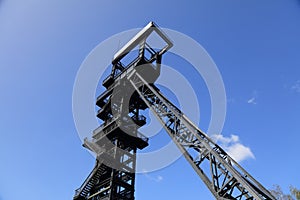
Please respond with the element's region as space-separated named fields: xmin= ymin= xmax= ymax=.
xmin=212 ymin=134 xmax=239 ymax=144
xmin=291 ymin=80 xmax=300 ymax=93
xmin=226 ymin=143 xmax=255 ymax=162
xmin=157 ymin=175 xmax=163 ymax=182
xmin=247 ymin=97 xmax=257 ymax=105
xmin=247 ymin=90 xmax=258 ymax=105
xmin=212 ymin=134 xmax=255 ymax=162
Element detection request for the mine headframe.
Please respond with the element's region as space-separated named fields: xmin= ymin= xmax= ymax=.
xmin=73 ymin=22 xmax=173 ymax=200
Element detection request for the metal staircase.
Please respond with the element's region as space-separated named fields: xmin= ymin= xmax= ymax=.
xmin=73 ymin=21 xmax=173 ymax=200
xmin=74 ymin=161 xmax=109 ymax=200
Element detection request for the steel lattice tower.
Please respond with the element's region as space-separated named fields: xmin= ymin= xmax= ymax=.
xmin=73 ymin=22 xmax=275 ymax=200
xmin=73 ymin=22 xmax=172 ymax=200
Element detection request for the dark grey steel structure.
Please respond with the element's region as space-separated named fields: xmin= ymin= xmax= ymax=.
xmin=74 ymin=22 xmax=275 ymax=200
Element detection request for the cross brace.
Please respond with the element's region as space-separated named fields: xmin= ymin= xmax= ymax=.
xmin=128 ymin=70 xmax=275 ymax=200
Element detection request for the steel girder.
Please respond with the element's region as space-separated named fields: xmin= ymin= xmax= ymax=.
xmin=128 ymin=70 xmax=275 ymax=200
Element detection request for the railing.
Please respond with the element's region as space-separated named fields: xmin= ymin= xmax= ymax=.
xmin=74 ymin=188 xmax=80 ymax=197
xmin=92 ymin=115 xmax=148 ymax=144
xmin=92 ymin=122 xmax=118 ymax=141
xmin=74 ymin=160 xmax=100 ymax=198
xmin=120 ymin=115 xmax=148 ymax=143
xmin=131 ymin=115 xmax=146 ymax=122
xmin=102 ymin=56 xmax=139 ymax=88
xmin=103 ymin=44 xmax=158 ymax=89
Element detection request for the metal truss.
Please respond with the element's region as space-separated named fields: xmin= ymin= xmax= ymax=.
xmin=74 ymin=21 xmax=275 ymax=200
xmin=74 ymin=139 xmax=137 ymax=200
xmin=128 ymin=70 xmax=275 ymax=200
xmin=73 ymin=21 xmax=172 ymax=200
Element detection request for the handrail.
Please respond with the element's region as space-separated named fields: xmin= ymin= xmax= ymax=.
xmin=92 ymin=114 xmax=148 ymax=143
xmin=74 ymin=160 xmax=100 ymax=197
xmin=102 ymin=55 xmax=141 ymax=86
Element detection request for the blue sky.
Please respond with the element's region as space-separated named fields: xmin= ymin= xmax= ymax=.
xmin=1 ymin=0 xmax=300 ymax=200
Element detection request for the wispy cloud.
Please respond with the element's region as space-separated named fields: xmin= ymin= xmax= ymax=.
xmin=247 ymin=90 xmax=258 ymax=105
xmin=247 ymin=97 xmax=257 ymax=105
xmin=212 ymin=134 xmax=255 ymax=162
xmin=291 ymin=80 xmax=300 ymax=93
xmin=142 ymin=171 xmax=163 ymax=182
xmin=227 ymin=97 xmax=236 ymax=104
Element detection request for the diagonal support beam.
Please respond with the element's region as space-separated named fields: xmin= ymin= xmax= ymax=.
xmin=128 ymin=69 xmax=275 ymax=200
